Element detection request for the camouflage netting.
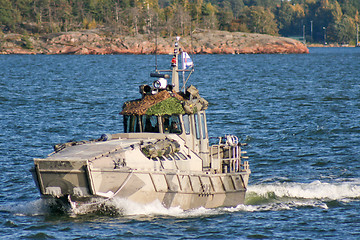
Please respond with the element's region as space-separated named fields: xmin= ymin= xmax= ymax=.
xmin=120 ymin=85 xmax=208 ymax=116
xmin=121 ymin=90 xmax=184 ymax=115
xmin=146 ymin=97 xmax=185 ymax=115
xmin=141 ymin=139 xmax=180 ymax=158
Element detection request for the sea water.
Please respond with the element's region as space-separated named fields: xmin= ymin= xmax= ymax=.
xmin=0 ymin=47 xmax=359 ymax=239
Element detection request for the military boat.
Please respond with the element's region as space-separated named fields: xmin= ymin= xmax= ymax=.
xmin=31 ymin=37 xmax=251 ymax=211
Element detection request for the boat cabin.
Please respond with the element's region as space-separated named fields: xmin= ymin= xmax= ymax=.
xmin=121 ymin=83 xmax=211 ymax=168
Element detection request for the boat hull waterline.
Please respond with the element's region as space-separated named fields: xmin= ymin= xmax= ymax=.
xmin=32 ymin=162 xmax=249 ymax=211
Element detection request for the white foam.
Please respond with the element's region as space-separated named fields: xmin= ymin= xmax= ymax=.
xmin=8 ymin=179 xmax=359 ymax=217
xmin=110 ymin=198 xmax=184 ymax=216
xmin=221 ymin=200 xmax=328 ymax=212
xmin=101 ymin=198 xmax=329 ymax=216
xmin=2 ymin=199 xmax=49 ymax=216
xmin=73 ymin=198 xmax=234 ymax=217
xmin=247 ymin=179 xmax=360 ymax=200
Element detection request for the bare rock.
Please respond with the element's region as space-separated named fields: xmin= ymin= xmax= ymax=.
xmin=0 ymin=29 xmax=309 ymax=55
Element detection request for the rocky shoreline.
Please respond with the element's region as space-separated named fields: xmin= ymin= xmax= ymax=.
xmin=0 ymin=29 xmax=309 ymax=55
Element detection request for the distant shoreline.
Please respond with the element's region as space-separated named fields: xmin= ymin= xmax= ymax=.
xmin=0 ymin=29 xmax=309 ymax=55
xmin=307 ymin=43 xmax=358 ymax=47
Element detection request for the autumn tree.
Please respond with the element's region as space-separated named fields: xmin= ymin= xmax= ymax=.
xmin=201 ymin=2 xmax=218 ymax=29
xmin=330 ymin=14 xmax=356 ymax=43
xmin=240 ymin=6 xmax=278 ymax=35
xmin=1 ymin=0 xmax=360 ymax=44
xmin=0 ymin=0 xmax=20 ymax=31
xmin=275 ymin=2 xmax=305 ymax=37
xmin=217 ymin=1 xmax=234 ymax=31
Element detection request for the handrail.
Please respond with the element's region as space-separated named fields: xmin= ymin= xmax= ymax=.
xmin=209 ymin=142 xmax=245 ymax=173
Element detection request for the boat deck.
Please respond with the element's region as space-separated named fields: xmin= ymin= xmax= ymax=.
xmin=46 ymin=139 xmax=141 ymax=160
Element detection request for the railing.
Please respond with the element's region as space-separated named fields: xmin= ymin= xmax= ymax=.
xmin=209 ymin=135 xmax=249 ymax=173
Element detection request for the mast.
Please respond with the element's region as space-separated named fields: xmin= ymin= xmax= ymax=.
xmin=357 ymin=24 xmax=359 ymax=47
xmin=171 ymin=37 xmax=181 ymax=92
xmin=152 ymin=36 xmax=193 ymax=92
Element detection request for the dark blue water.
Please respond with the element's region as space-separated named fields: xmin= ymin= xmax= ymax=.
xmin=1 ymin=47 xmax=360 ymax=239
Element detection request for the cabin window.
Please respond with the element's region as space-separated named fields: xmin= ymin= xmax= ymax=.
xmin=177 ymin=152 xmax=188 ymax=160
xmin=171 ymin=153 xmax=180 ymax=160
xmin=162 ymin=115 xmax=182 ymax=134
xmin=183 ymin=115 xmax=190 ymax=135
xmin=124 ymin=115 xmax=140 ymax=133
xmin=194 ymin=114 xmax=200 ymax=139
xmin=200 ymin=113 xmax=207 ymax=139
xmin=142 ymin=115 xmax=159 ymax=133
xmin=166 ymin=155 xmax=173 ymax=161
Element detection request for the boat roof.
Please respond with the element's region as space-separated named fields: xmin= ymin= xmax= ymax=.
xmin=120 ymin=86 xmax=208 ymax=116
xmin=120 ymin=89 xmax=185 ymax=116
xmin=45 ymin=139 xmax=140 ymax=160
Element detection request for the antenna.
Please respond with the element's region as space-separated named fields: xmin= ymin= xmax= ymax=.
xmin=179 ymin=28 xmax=195 ymax=92
xmin=190 ymin=25 xmax=195 ymax=70
xmin=155 ymin=14 xmax=158 ymax=71
xmin=357 ymin=23 xmax=359 ymax=46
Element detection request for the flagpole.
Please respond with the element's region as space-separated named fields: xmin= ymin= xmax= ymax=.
xmin=182 ymin=52 xmax=186 ymax=93
xmin=180 ymin=52 xmax=194 ymax=92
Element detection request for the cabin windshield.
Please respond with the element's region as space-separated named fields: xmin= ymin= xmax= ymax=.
xmin=124 ymin=115 xmax=140 ymax=133
xmin=123 ymin=115 xmax=182 ymax=134
xmin=162 ymin=115 xmax=182 ymax=134
xmin=142 ymin=115 xmax=159 ymax=133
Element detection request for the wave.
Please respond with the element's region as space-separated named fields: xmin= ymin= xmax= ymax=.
xmin=1 ymin=198 xmax=330 ymax=218
xmin=246 ymin=179 xmax=360 ymax=203
xmin=81 ymin=197 xmax=332 ymax=216
xmin=3 ymin=180 xmax=359 ymax=217
xmin=72 ymin=178 xmax=360 ymax=216
xmin=0 ymin=199 xmax=50 ymax=216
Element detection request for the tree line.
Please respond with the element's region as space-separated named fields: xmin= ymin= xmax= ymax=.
xmin=0 ymin=0 xmax=359 ymax=44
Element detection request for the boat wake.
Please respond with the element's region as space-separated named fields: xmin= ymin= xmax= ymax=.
xmin=247 ymin=179 xmax=360 ymax=202
xmin=0 ymin=199 xmax=50 ymax=216
xmin=4 ymin=179 xmax=360 ymax=217
xmin=244 ymin=179 xmax=360 ymax=211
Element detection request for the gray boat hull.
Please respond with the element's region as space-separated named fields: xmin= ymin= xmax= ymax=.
xmin=32 ymin=160 xmax=249 ymax=210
